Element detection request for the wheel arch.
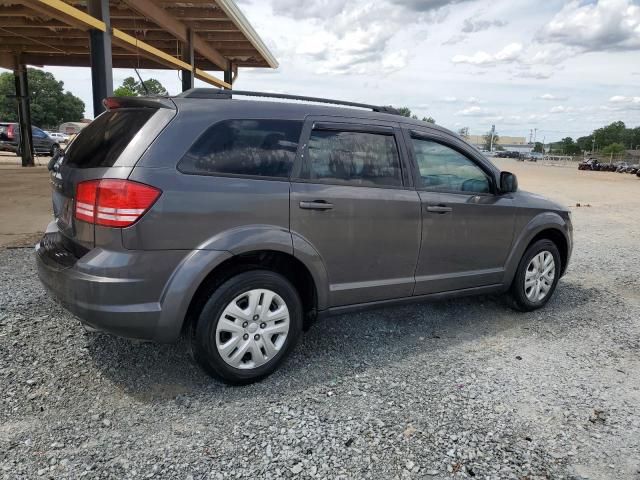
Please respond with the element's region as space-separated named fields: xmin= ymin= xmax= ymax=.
xmin=503 ymin=212 xmax=571 ymax=287
xmin=182 ymin=249 xmax=320 ymax=338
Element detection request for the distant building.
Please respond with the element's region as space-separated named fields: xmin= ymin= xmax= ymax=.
xmin=467 ymin=135 xmax=527 ymax=146
xmin=58 ymin=122 xmax=89 ymax=134
xmin=467 ymin=134 xmax=530 ymax=152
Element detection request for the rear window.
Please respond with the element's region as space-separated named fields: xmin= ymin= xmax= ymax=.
xmin=63 ymin=109 xmax=154 ymax=168
xmin=178 ymin=119 xmax=303 ymax=178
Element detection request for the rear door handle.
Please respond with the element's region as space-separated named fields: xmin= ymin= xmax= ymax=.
xmin=426 ymin=205 xmax=452 ymax=214
xmin=299 ymin=200 xmax=334 ymax=210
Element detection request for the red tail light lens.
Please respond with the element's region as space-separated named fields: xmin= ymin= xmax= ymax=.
xmin=7 ymin=124 xmax=14 ymax=140
xmin=75 ymin=179 xmax=161 ymax=228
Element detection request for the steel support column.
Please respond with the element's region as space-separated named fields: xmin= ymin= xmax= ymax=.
xmin=181 ymin=28 xmax=194 ymax=92
xmin=224 ymin=62 xmax=233 ymax=89
xmin=14 ymin=63 xmax=34 ymax=167
xmin=87 ymin=0 xmax=112 ymax=116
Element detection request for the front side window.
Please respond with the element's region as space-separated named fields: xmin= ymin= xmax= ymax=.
xmin=179 ymin=119 xmax=303 ymax=178
xmin=302 ymin=129 xmax=402 ymax=187
xmin=411 ymin=138 xmax=491 ymax=193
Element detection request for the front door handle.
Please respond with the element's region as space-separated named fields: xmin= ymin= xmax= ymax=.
xmin=299 ymin=200 xmax=334 ymax=210
xmin=426 ymin=205 xmax=452 ymax=214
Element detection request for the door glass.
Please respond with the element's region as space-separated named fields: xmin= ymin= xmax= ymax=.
xmin=303 ymin=129 xmax=402 ymax=187
xmin=411 ymin=138 xmax=490 ymax=193
xmin=32 ymin=127 xmax=47 ymax=138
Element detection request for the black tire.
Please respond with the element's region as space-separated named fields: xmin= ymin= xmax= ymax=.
xmin=190 ymin=270 xmax=303 ymax=385
xmin=509 ymin=239 xmax=561 ymax=312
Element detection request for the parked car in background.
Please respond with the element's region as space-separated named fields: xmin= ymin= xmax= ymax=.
xmin=36 ymin=90 xmax=573 ymax=384
xmin=47 ymin=132 xmax=69 ymax=143
xmin=0 ymin=122 xmax=61 ymax=156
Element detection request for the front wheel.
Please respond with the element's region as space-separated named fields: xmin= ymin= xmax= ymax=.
xmin=190 ymin=270 xmax=303 ymax=385
xmin=509 ymin=239 xmax=561 ymax=311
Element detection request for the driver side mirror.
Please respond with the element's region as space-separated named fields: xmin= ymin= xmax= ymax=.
xmin=499 ymin=171 xmax=518 ymax=193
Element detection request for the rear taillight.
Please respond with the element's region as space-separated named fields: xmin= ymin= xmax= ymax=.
xmin=75 ymin=179 xmax=161 ymax=228
xmin=7 ymin=124 xmax=14 ymax=140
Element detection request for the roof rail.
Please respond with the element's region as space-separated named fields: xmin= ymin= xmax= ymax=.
xmin=177 ymin=88 xmax=400 ymax=115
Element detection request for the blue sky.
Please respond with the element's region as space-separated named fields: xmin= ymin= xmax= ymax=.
xmin=6 ymin=0 xmax=640 ymax=142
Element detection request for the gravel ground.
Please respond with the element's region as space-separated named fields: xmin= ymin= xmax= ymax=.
xmin=1 ymin=165 xmax=639 ymax=479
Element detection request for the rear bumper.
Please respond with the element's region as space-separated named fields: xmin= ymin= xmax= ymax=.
xmin=35 ymin=223 xmax=189 ymax=342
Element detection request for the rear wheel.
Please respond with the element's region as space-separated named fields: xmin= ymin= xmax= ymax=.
xmin=509 ymin=239 xmax=561 ymax=311
xmin=190 ymin=270 xmax=302 ymax=384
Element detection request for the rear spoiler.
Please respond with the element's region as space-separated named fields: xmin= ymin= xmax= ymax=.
xmin=103 ymin=96 xmax=176 ymax=110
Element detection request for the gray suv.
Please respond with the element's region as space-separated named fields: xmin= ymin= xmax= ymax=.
xmin=36 ymin=90 xmax=572 ymax=384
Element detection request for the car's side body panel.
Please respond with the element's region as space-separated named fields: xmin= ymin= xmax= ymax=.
xmin=35 ymin=95 xmax=573 ymax=346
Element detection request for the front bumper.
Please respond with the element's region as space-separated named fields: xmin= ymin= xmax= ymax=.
xmin=35 ymin=224 xmax=189 ymax=342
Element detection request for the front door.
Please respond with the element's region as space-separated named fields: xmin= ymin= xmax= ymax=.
xmin=290 ymin=119 xmax=421 ymax=307
xmin=406 ymin=131 xmax=516 ymax=295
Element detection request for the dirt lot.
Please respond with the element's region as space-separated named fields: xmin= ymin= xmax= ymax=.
xmin=0 ymin=158 xmax=639 ymax=479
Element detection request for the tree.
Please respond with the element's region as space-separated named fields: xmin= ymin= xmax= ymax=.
xmin=533 ymin=142 xmax=544 ymax=153
xmin=601 ymin=143 xmax=625 ymax=155
xmin=0 ymin=68 xmax=84 ymax=128
xmin=397 ymin=106 xmax=413 ymax=118
xmin=457 ymin=127 xmax=469 ymax=138
xmin=395 ymin=106 xmax=435 ymax=124
xmin=114 ymin=76 xmax=168 ymax=97
xmin=482 ymin=130 xmax=499 ymax=151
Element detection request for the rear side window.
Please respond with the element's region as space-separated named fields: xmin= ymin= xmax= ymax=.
xmin=302 ymin=129 xmax=402 ymax=187
xmin=179 ymin=119 xmax=303 ymax=178
xmin=63 ymin=109 xmax=155 ymax=168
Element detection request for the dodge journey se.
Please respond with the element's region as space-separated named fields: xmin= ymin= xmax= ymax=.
xmin=36 ymin=89 xmax=572 ymax=384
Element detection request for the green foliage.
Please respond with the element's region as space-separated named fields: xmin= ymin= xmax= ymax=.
xmin=533 ymin=142 xmax=544 ymax=153
xmin=397 ymin=106 xmax=412 ymax=117
xmin=590 ymin=121 xmax=640 ymax=151
xmin=114 ymin=76 xmax=168 ymax=97
xmin=549 ymin=137 xmax=581 ymax=155
xmin=457 ymin=127 xmax=469 ymax=138
xmin=396 ymin=106 xmax=435 ymax=124
xmin=601 ymin=142 xmax=626 ymax=155
xmin=0 ymin=68 xmax=84 ymax=128
xmin=482 ymin=130 xmax=499 ymax=151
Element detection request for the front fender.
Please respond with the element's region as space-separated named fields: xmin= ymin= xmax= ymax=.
xmin=503 ymin=212 xmax=571 ymax=288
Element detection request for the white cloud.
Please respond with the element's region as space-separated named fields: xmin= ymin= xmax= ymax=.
xmin=539 ymin=0 xmax=640 ymax=51
xmin=456 ymin=106 xmax=492 ymax=116
xmin=452 ymin=43 xmax=523 ymax=66
xmin=550 ymin=105 xmax=575 ymax=114
xmin=381 ymin=50 xmax=409 ymax=73
xmin=514 ymin=69 xmax=553 ymax=80
xmin=461 ymin=18 xmax=507 ymax=33
xmin=537 ymin=93 xmax=568 ymax=101
xmin=441 ymin=96 xmax=458 ymax=102
xmin=606 ymin=95 xmax=640 ymax=110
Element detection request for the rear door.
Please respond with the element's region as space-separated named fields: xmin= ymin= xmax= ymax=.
xmin=32 ymin=127 xmax=49 ymax=152
xmin=404 ymin=128 xmax=516 ymax=294
xmin=51 ymin=104 xmax=175 ymax=249
xmin=290 ymin=117 xmax=421 ymax=307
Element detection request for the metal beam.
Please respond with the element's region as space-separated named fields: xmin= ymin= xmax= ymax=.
xmin=13 ymin=63 xmax=34 ymax=167
xmin=181 ymin=28 xmax=194 ymax=92
xmin=87 ymin=0 xmax=112 ymax=117
xmin=119 ymin=0 xmax=229 ymax=71
xmin=18 ymin=0 xmax=230 ymax=89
